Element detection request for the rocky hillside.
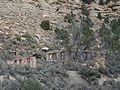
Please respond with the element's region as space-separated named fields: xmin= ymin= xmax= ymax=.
xmin=0 ymin=0 xmax=119 ymax=45
xmin=0 ymin=1 xmax=119 ymax=90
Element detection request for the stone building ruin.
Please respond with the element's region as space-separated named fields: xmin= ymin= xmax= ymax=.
xmin=46 ymin=49 xmax=71 ymax=61
xmin=7 ymin=56 xmax=37 ymax=68
xmin=46 ymin=48 xmax=106 ymax=68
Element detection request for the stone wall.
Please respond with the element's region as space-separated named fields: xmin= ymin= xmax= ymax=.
xmin=7 ymin=56 xmax=37 ymax=68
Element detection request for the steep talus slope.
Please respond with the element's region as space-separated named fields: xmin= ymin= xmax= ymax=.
xmin=0 ymin=0 xmax=119 ymax=45
xmin=0 ymin=0 xmax=55 ymax=45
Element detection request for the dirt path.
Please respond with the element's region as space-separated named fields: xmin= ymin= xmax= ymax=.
xmin=66 ymin=71 xmax=87 ymax=85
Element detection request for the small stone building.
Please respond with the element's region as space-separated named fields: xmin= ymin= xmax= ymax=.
xmin=46 ymin=48 xmax=106 ymax=69
xmin=46 ymin=49 xmax=96 ymax=61
xmin=46 ymin=49 xmax=73 ymax=61
xmin=7 ymin=56 xmax=36 ymax=68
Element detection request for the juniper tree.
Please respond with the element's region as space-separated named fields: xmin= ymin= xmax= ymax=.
xmin=55 ymin=9 xmax=94 ymax=61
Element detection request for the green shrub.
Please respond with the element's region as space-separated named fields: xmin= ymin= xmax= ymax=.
xmin=99 ymin=0 xmax=104 ymax=5
xmin=22 ymin=33 xmax=32 ymax=40
xmin=40 ymin=20 xmax=50 ymax=30
xmin=64 ymin=14 xmax=72 ymax=23
xmin=81 ymin=68 xmax=99 ymax=77
xmin=16 ymin=33 xmax=32 ymax=41
xmin=82 ymin=26 xmax=93 ymax=37
xmin=100 ymin=18 xmax=120 ymax=51
xmin=106 ymin=0 xmax=110 ymax=4
xmin=79 ymin=67 xmax=100 ymax=83
xmin=81 ymin=3 xmax=89 ymax=16
xmin=99 ymin=0 xmax=110 ymax=5
xmin=20 ymin=79 xmax=42 ymax=90
xmin=82 ymin=0 xmax=95 ymax=4
xmin=16 ymin=35 xmax=21 ymax=41
xmin=54 ymin=28 xmax=70 ymax=46
xmin=64 ymin=11 xmax=74 ymax=23
xmin=104 ymin=17 xmax=109 ymax=23
xmin=97 ymin=12 xmax=102 ymax=20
